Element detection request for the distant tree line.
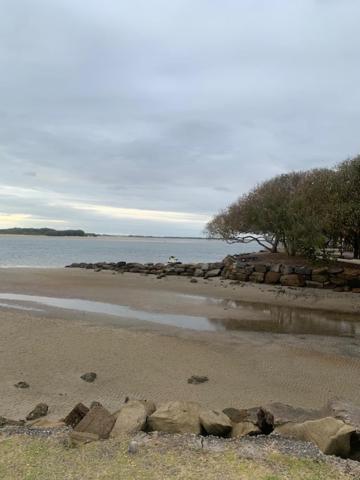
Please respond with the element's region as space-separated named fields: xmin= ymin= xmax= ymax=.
xmin=0 ymin=228 xmax=88 ymax=237
xmin=206 ymin=156 xmax=360 ymax=258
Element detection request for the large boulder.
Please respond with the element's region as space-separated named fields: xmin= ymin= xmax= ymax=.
xmin=111 ymin=400 xmax=156 ymax=437
xmin=324 ymin=398 xmax=360 ymax=431
xmin=148 ymin=401 xmax=202 ymax=434
xmin=264 ymin=272 xmax=281 ymax=284
xmin=280 ymin=274 xmax=305 ymax=287
xmin=199 ymin=409 xmax=232 ymax=437
xmin=231 ymin=421 xmax=261 ymax=438
xmin=275 ymin=417 xmax=355 ymax=457
xmin=74 ymin=405 xmax=115 ymax=439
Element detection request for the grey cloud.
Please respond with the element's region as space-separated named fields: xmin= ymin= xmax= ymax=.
xmin=0 ymin=0 xmax=359 ymax=234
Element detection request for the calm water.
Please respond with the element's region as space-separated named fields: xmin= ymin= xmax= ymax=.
xmin=0 ymin=292 xmax=358 ymax=337
xmin=0 ymin=235 xmax=257 ymax=268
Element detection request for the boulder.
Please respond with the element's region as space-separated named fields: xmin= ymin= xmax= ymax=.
xmin=231 ymin=421 xmax=261 ymax=438
xmin=264 ymin=402 xmax=323 ymax=427
xmin=26 ymin=403 xmax=49 ymax=421
xmin=0 ymin=417 xmax=25 ymax=427
xmin=80 ymin=372 xmax=97 ymax=383
xmin=111 ymin=400 xmax=155 ymax=437
xmin=74 ymin=405 xmax=115 ymax=439
xmin=148 ymin=401 xmax=202 ymax=434
xmin=257 ymin=407 xmax=274 ymax=434
xmin=275 ymin=417 xmax=355 ymax=457
xmin=205 ymin=269 xmax=221 ymax=278
xmin=254 ymin=264 xmax=268 ymax=273
xmin=222 ymin=408 xmax=249 ymax=424
xmin=199 ymin=409 xmax=232 ymax=437
xmin=305 ymin=280 xmax=324 ymax=289
xmin=325 ymin=398 xmax=360 ymax=431
xmin=280 ymin=274 xmax=305 ymax=287
xmin=264 ymin=272 xmax=281 ymax=284
xmin=63 ymin=403 xmax=90 ymax=428
xmin=249 ymin=272 xmax=265 ymax=283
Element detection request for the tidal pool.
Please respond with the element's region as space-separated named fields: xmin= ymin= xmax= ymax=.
xmin=0 ymin=292 xmax=358 ymax=337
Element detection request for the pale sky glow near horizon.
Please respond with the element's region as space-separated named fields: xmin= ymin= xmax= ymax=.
xmin=1 ymin=0 xmax=360 ymax=235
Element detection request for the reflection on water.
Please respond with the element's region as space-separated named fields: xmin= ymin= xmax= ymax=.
xmin=208 ymin=299 xmax=360 ymax=337
xmin=0 ymin=292 xmax=358 ymax=337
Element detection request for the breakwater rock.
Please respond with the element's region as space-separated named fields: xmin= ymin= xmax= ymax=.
xmin=66 ymin=253 xmax=360 ymax=292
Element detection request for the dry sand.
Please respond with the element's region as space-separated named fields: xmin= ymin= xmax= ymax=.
xmin=0 ymin=268 xmax=359 ymax=420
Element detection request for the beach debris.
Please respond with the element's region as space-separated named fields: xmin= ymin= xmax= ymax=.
xmin=90 ymin=401 xmax=102 ymax=409
xmin=26 ymin=403 xmax=49 ymax=421
xmin=63 ymin=403 xmax=89 ymax=428
xmin=199 ymin=409 xmax=232 ymax=437
xmin=111 ymin=400 xmax=155 ymax=437
xmin=74 ymin=405 xmax=115 ymax=439
xmin=187 ymin=375 xmax=209 ymax=385
xmin=80 ymin=372 xmax=97 ymax=383
xmin=14 ymin=381 xmax=30 ymax=389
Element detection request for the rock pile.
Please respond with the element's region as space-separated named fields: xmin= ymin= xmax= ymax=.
xmin=2 ymin=398 xmax=360 ymax=460
xmin=66 ymin=254 xmax=360 ymax=292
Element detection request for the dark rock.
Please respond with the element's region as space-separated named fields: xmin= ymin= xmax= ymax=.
xmin=294 ymin=266 xmax=312 ymax=276
xmin=26 ymin=403 xmax=49 ymax=421
xmin=280 ymin=274 xmax=305 ymax=287
xmin=90 ymin=401 xmax=102 ymax=409
xmin=254 ymin=264 xmax=268 ymax=273
xmin=0 ymin=416 xmax=25 ymax=427
xmin=187 ymin=375 xmax=209 ymax=384
xmin=190 ymin=278 xmax=198 ymax=283
xmin=74 ymin=405 xmax=115 ymax=439
xmin=81 ymin=372 xmax=97 ymax=383
xmin=63 ymin=403 xmax=90 ymax=428
xmin=264 ymin=272 xmax=281 ymax=284
xmin=14 ymin=381 xmax=29 ymax=389
xmin=222 ymin=408 xmax=249 ymax=423
xmin=249 ymin=272 xmax=265 ymax=283
xmin=256 ymin=408 xmax=274 ymax=434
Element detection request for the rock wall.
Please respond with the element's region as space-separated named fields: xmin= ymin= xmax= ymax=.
xmin=66 ymin=254 xmax=360 ymax=293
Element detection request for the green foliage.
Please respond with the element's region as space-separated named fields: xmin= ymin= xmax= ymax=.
xmin=207 ymin=156 xmax=360 ymax=257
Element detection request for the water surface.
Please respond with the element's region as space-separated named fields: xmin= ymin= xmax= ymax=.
xmin=0 ymin=292 xmax=358 ymax=337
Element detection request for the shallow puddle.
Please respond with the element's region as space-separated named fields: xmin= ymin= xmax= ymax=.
xmin=0 ymin=292 xmax=358 ymax=336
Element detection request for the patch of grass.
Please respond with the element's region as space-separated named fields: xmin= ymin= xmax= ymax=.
xmin=0 ymin=436 xmax=353 ymax=480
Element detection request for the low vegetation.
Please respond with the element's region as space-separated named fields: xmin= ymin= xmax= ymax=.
xmin=0 ymin=228 xmax=90 ymax=237
xmin=0 ymin=434 xmax=354 ymax=480
xmin=207 ymin=156 xmax=360 ymax=258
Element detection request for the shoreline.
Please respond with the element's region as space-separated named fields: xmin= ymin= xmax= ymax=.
xmin=0 ymin=268 xmax=359 ymax=421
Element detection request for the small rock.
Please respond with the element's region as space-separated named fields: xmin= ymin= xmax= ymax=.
xmin=128 ymin=440 xmax=139 ymax=454
xmin=26 ymin=403 xmax=49 ymax=421
xmin=14 ymin=381 xmax=30 ymax=389
xmin=80 ymin=372 xmax=97 ymax=383
xmin=187 ymin=375 xmax=209 ymax=385
xmin=90 ymin=401 xmax=102 ymax=409
xmin=190 ymin=278 xmax=198 ymax=283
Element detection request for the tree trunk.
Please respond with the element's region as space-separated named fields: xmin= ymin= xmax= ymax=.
xmin=354 ymin=235 xmax=360 ymax=259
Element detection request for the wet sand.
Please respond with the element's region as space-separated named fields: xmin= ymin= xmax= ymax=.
xmin=0 ymin=268 xmax=359 ymax=420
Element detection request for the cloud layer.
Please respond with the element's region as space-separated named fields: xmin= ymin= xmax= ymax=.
xmin=0 ymin=0 xmax=359 ymax=235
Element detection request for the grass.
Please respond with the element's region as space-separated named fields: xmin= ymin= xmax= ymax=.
xmin=0 ymin=435 xmax=353 ymax=480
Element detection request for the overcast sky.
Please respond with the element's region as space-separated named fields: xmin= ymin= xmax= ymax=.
xmin=0 ymin=0 xmax=359 ymax=235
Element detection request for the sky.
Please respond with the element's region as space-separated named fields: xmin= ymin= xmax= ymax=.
xmin=0 ymin=0 xmax=359 ymax=236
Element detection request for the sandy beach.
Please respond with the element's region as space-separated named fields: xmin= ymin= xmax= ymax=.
xmin=0 ymin=268 xmax=359 ymax=421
